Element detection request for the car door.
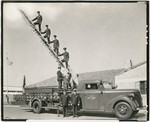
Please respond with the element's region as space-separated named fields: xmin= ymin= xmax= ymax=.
xmin=84 ymin=83 xmax=100 ymax=110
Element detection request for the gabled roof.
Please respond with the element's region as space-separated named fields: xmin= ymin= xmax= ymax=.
xmin=116 ymin=61 xmax=146 ymax=76
xmin=78 ymin=68 xmax=124 ymax=82
xmin=26 ymin=68 xmax=124 ymax=88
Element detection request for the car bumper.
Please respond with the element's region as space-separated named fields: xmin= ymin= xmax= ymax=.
xmin=136 ymin=106 xmax=147 ymax=110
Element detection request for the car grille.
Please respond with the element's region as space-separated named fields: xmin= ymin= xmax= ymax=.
xmin=134 ymin=92 xmax=143 ymax=107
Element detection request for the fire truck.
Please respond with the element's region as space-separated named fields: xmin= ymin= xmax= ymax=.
xmin=14 ymin=80 xmax=143 ymax=120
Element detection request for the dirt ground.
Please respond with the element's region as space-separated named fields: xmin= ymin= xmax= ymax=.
xmin=3 ymin=104 xmax=147 ymax=121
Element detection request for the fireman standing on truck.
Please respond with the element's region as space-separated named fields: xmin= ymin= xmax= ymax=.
xmin=67 ymin=72 xmax=72 ymax=89
xmin=32 ymin=11 xmax=42 ymax=32
xmin=50 ymin=35 xmax=59 ymax=55
xmin=61 ymin=90 xmax=69 ymax=117
xmin=57 ymin=67 xmax=64 ymax=89
xmin=71 ymin=89 xmax=81 ymax=117
xmin=58 ymin=47 xmax=69 ymax=69
xmin=41 ymin=25 xmax=51 ymax=44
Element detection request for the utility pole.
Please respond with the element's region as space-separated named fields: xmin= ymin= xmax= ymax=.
xmin=6 ymin=52 xmax=13 ymax=103
xmin=6 ymin=52 xmax=8 ymax=97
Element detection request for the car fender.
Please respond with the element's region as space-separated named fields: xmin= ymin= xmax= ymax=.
xmin=31 ymin=98 xmax=42 ymax=107
xmin=105 ymin=95 xmax=136 ymax=112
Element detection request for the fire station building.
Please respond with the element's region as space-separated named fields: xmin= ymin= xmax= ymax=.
xmin=3 ymin=86 xmax=23 ymax=104
xmin=115 ymin=61 xmax=147 ymax=106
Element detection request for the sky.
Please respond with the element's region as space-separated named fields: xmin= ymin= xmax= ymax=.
xmin=3 ymin=2 xmax=147 ymax=87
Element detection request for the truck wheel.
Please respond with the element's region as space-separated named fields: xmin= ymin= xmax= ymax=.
xmin=132 ymin=110 xmax=139 ymax=116
xmin=114 ymin=102 xmax=133 ymax=120
xmin=33 ymin=101 xmax=42 ymax=114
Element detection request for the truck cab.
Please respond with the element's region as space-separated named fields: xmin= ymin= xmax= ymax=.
xmin=77 ymin=80 xmax=143 ymax=120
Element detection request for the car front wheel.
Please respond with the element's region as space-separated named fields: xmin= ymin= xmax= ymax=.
xmin=114 ymin=102 xmax=133 ymax=120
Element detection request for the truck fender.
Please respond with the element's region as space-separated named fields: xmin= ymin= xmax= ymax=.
xmin=31 ymin=98 xmax=42 ymax=107
xmin=105 ymin=95 xmax=136 ymax=112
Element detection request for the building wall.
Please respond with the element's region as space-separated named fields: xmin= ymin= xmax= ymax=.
xmin=4 ymin=86 xmax=23 ymax=91
xmin=115 ymin=63 xmax=146 ymax=90
xmin=115 ymin=77 xmax=146 ymax=90
xmin=115 ymin=63 xmax=147 ymax=106
xmin=3 ymin=92 xmax=22 ymax=103
xmin=3 ymin=86 xmax=23 ymax=104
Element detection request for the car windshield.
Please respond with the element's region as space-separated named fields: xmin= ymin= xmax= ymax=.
xmin=103 ymin=82 xmax=112 ymax=89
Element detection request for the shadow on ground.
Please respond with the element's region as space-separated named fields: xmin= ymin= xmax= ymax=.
xmin=22 ymin=108 xmax=116 ymax=118
xmin=21 ymin=108 xmax=146 ymax=120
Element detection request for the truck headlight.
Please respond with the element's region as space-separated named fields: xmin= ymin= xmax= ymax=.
xmin=127 ymin=93 xmax=135 ymax=99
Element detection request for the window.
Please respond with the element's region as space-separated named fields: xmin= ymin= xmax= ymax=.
xmin=103 ymin=83 xmax=112 ymax=89
xmin=85 ymin=83 xmax=98 ymax=90
xmin=140 ymin=81 xmax=147 ymax=94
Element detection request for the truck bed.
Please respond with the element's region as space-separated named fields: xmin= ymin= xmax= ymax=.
xmin=24 ymin=86 xmax=59 ymax=93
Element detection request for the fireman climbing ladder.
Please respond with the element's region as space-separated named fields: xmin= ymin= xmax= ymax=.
xmin=20 ymin=10 xmax=64 ymax=68
xmin=19 ymin=10 xmax=79 ymax=85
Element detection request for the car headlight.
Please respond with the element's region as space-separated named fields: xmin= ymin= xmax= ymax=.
xmin=127 ymin=93 xmax=135 ymax=99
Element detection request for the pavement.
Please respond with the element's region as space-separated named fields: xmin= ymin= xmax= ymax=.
xmin=3 ymin=104 xmax=147 ymax=120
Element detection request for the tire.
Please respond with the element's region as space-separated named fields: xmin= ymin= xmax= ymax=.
xmin=33 ymin=101 xmax=42 ymax=114
xmin=114 ymin=102 xmax=133 ymax=120
xmin=132 ymin=110 xmax=139 ymax=116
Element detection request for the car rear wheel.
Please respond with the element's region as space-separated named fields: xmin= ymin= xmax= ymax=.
xmin=33 ymin=101 xmax=42 ymax=114
xmin=114 ymin=102 xmax=133 ymax=120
